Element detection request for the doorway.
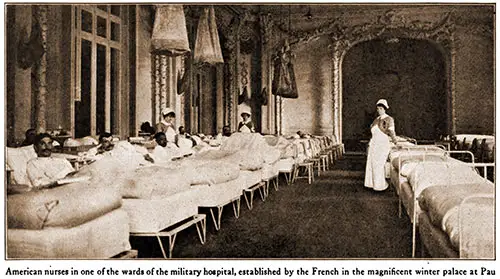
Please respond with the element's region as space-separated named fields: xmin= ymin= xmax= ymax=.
xmin=342 ymin=38 xmax=447 ymax=151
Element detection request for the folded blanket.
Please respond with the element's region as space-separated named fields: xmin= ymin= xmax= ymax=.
xmin=8 ymin=183 xmax=122 ymax=230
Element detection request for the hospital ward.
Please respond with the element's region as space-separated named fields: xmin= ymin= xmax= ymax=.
xmin=4 ymin=4 xmax=495 ymax=259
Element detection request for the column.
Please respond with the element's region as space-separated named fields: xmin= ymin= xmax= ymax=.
xmin=35 ymin=5 xmax=48 ymax=132
xmin=331 ymin=40 xmax=342 ymax=143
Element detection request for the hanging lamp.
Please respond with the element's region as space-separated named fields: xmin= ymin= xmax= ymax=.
xmin=151 ymin=5 xmax=190 ymax=55
xmin=193 ymin=6 xmax=224 ymax=65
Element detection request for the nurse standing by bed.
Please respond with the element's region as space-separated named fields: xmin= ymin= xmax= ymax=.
xmin=364 ymin=99 xmax=398 ymax=191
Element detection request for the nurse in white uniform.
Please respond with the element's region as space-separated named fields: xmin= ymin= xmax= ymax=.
xmin=238 ymin=111 xmax=255 ymax=133
xmin=364 ymin=99 xmax=397 ymax=191
xmin=156 ymin=108 xmax=177 ymax=145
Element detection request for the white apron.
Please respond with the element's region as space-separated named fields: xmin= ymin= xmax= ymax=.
xmin=364 ymin=122 xmax=391 ymax=191
xmin=238 ymin=122 xmax=252 ymax=133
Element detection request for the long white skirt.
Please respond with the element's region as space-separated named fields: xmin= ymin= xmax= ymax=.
xmin=364 ymin=126 xmax=391 ymax=191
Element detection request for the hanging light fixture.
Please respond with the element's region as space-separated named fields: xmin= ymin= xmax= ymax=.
xmin=193 ymin=6 xmax=224 ymax=65
xmin=151 ymin=5 xmax=190 ymax=55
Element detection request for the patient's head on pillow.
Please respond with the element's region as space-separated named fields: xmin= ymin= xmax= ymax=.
xmin=34 ymin=133 xmax=54 ymax=157
xmin=98 ymin=132 xmax=114 ymax=152
xmin=22 ymin=128 xmax=37 ymax=146
xmin=178 ymin=126 xmax=185 ymax=135
xmin=222 ymin=125 xmax=231 ymax=137
xmin=154 ymin=132 xmax=167 ymax=147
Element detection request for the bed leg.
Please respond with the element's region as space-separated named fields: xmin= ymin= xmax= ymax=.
xmin=292 ymin=165 xmax=298 ymax=183
xmin=412 ymin=218 xmax=417 ymax=258
xmin=244 ymin=190 xmax=254 ymax=210
xmin=285 ymin=172 xmax=291 ymax=185
xmin=258 ymin=183 xmax=266 ymax=201
xmin=232 ymin=198 xmax=240 ymax=219
xmin=309 ymin=164 xmax=314 ymax=184
xmin=398 ymin=198 xmax=402 ymax=218
xmin=155 ymin=234 xmax=168 ymax=259
xmin=209 ymin=208 xmax=221 ymax=231
xmin=264 ymin=181 xmax=269 ymax=198
xmin=273 ymin=176 xmax=279 ymax=191
xmin=195 ymin=216 xmax=206 ymax=245
xmin=168 ymin=234 xmax=177 ymax=258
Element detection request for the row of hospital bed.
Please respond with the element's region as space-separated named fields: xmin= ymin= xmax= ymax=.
xmin=387 ymin=135 xmax=495 ymax=259
xmin=5 ymin=132 xmax=344 ymax=259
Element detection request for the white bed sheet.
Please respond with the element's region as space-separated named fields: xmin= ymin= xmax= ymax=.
xmin=239 ymin=170 xmax=263 ymax=191
xmin=276 ymin=157 xmax=294 ymax=173
xmin=195 ymin=175 xmax=245 ymax=207
xmin=261 ymin=162 xmax=279 ymax=181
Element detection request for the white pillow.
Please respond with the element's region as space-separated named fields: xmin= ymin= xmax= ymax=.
xmin=6 ymin=145 xmax=37 ymax=185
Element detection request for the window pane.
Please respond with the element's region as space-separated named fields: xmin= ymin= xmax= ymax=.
xmin=97 ymin=16 xmax=107 ymax=38
xmin=111 ymin=5 xmax=120 ymax=16
xmin=75 ymin=39 xmax=92 ymax=138
xmin=81 ymin=9 xmax=92 ymax=33
xmin=111 ymin=48 xmax=119 ymax=134
xmin=96 ymin=44 xmax=106 ymax=135
xmin=97 ymin=5 xmax=108 ymax=12
xmin=111 ymin=22 xmax=120 ymax=42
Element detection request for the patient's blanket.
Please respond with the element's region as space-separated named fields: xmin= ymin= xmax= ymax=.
xmin=263 ymin=135 xmax=296 ymax=159
xmin=220 ymin=133 xmax=281 ymax=165
xmin=8 ymin=183 xmax=122 ymax=230
xmin=418 ymin=182 xmax=494 ymax=258
xmin=120 ymin=166 xmax=191 ymax=199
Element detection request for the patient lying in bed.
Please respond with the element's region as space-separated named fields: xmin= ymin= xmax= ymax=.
xmin=26 ymin=133 xmax=90 ymax=189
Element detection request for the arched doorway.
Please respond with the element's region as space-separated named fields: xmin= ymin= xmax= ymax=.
xmin=342 ymin=38 xmax=447 ymax=150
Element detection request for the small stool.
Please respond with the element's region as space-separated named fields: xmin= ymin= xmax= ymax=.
xmin=293 ymin=162 xmax=314 ymax=184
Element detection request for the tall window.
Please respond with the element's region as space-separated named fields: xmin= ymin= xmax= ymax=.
xmin=73 ymin=5 xmax=122 ymax=138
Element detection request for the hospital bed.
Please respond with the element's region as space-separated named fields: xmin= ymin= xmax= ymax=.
xmin=417 ymin=183 xmax=494 ymax=258
xmin=6 ymin=145 xmax=132 ymax=259
xmin=175 ymin=152 xmax=247 ymax=231
xmin=388 ymin=144 xmax=494 ymax=257
xmin=118 ymin=165 xmax=206 ymax=259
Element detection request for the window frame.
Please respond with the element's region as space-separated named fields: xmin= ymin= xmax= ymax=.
xmin=72 ymin=5 xmax=122 ymax=137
